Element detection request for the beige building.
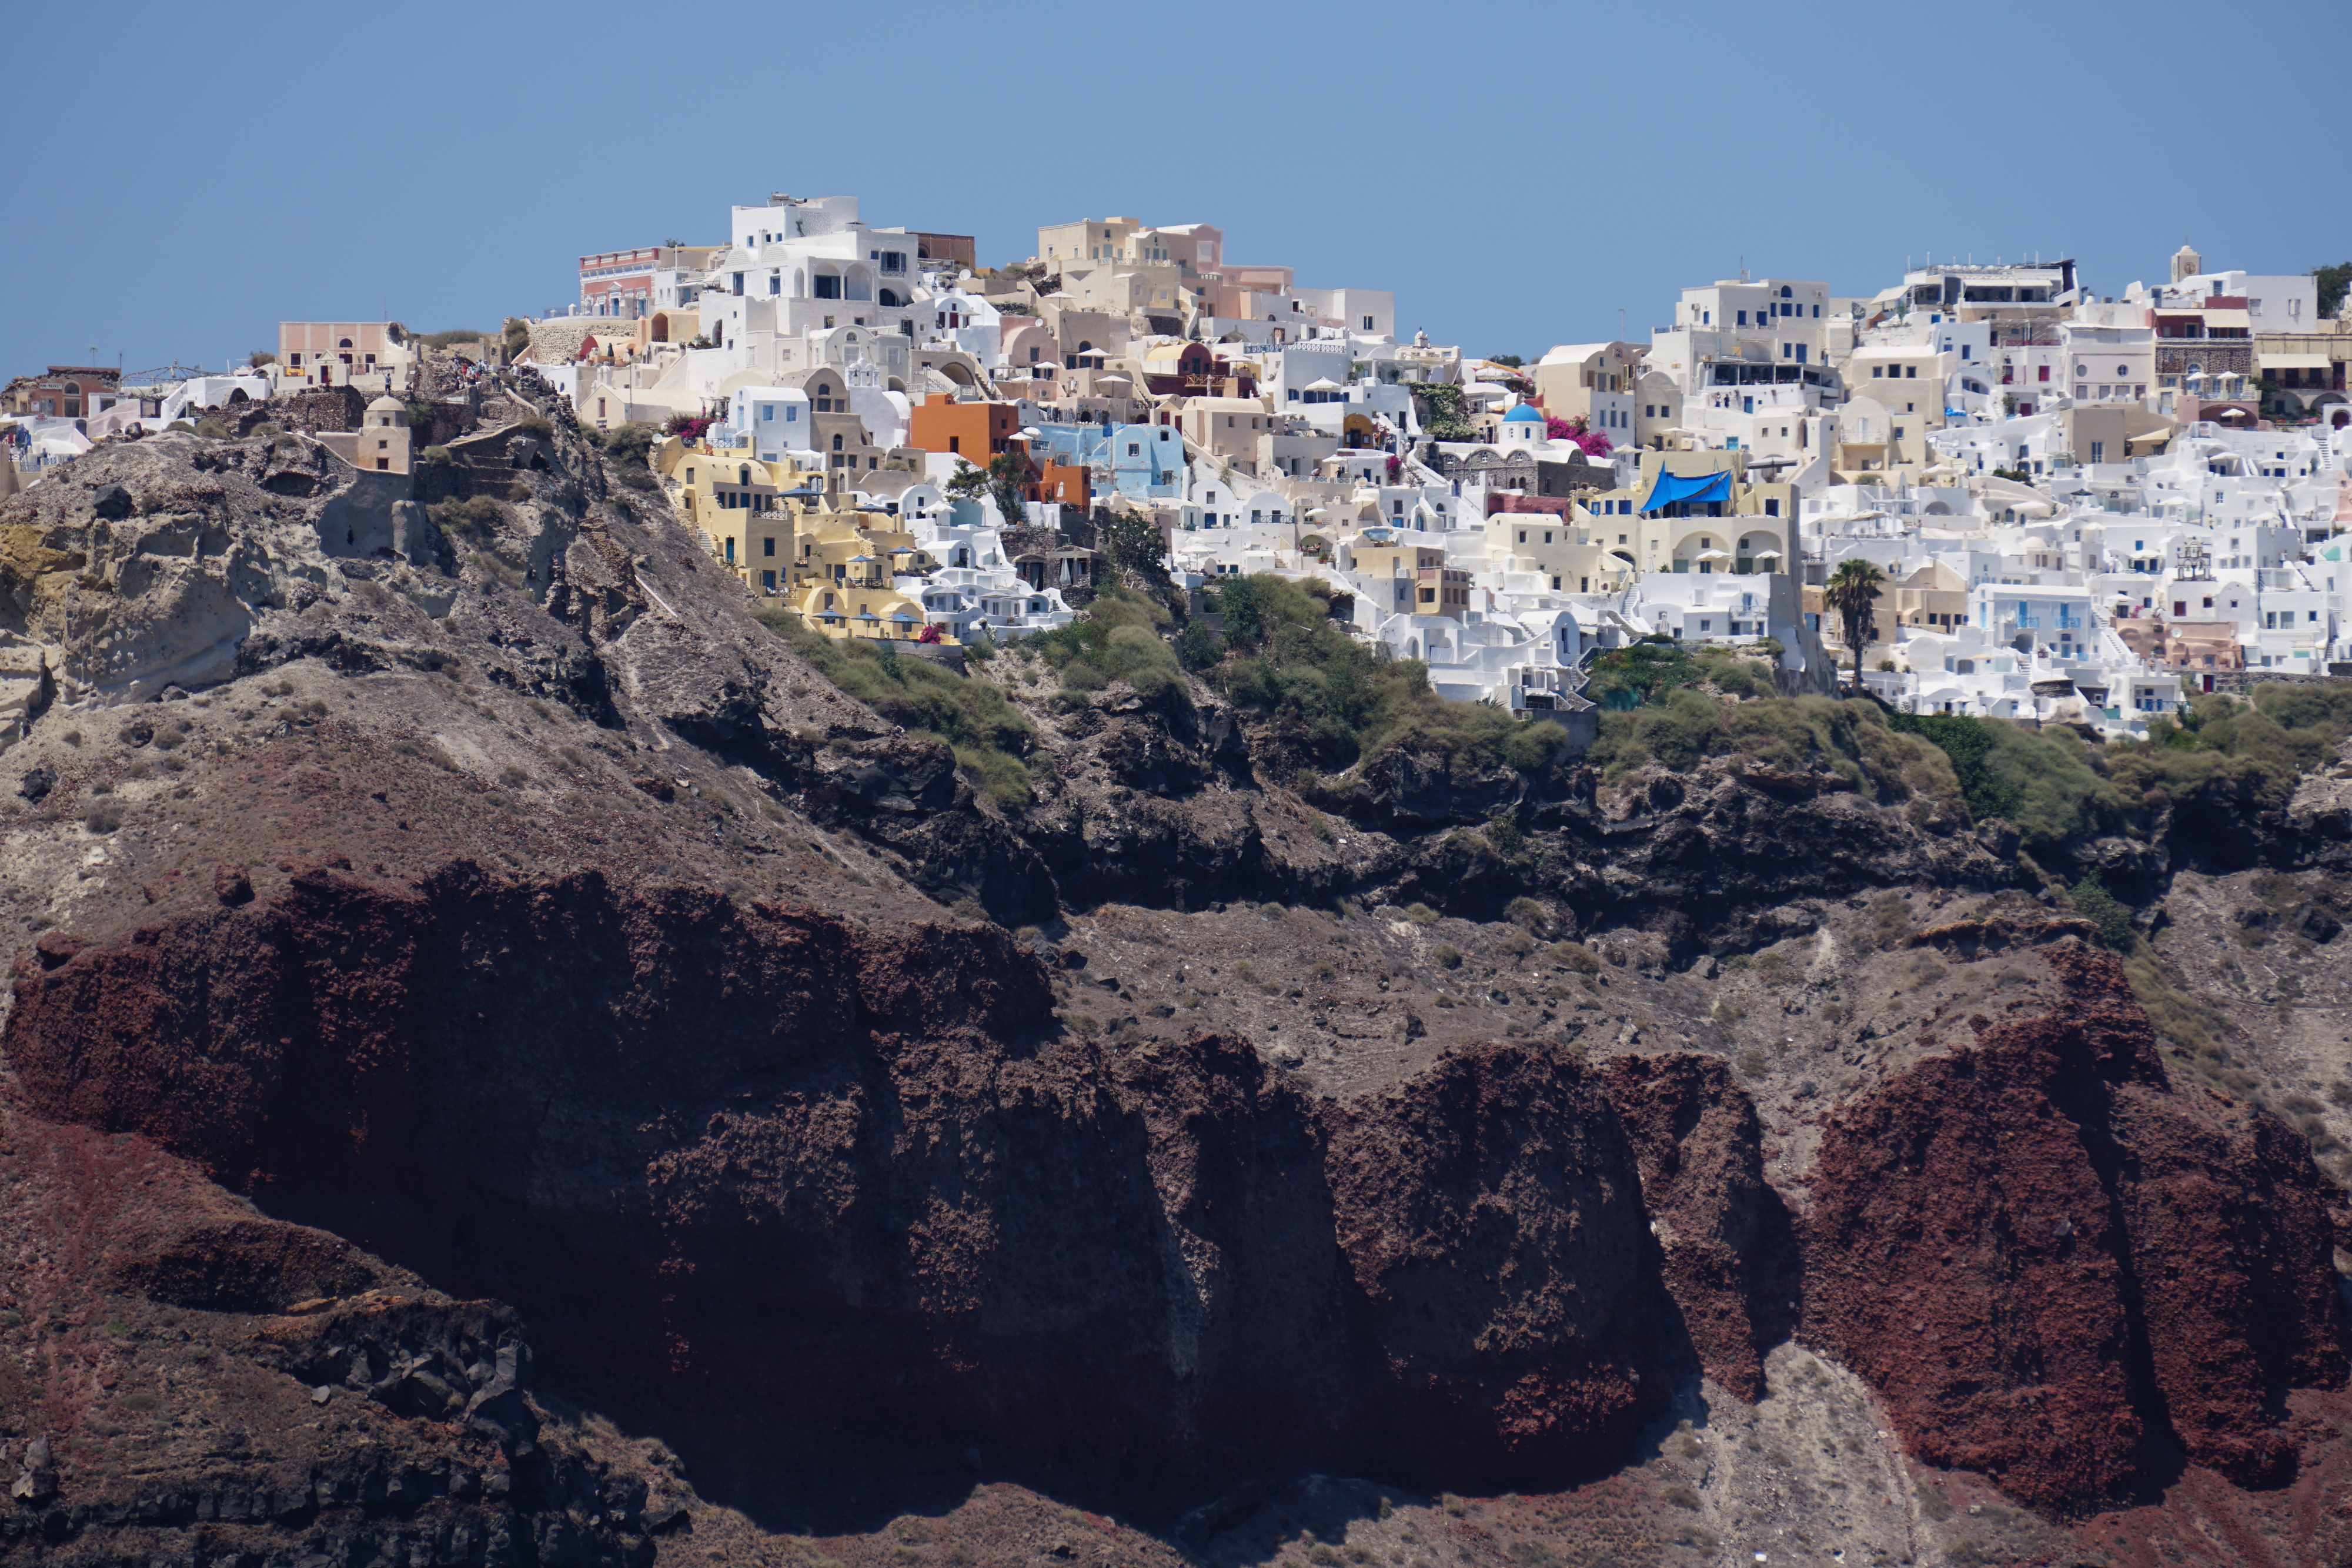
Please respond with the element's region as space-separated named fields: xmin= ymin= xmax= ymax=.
xmin=1531 ymin=342 xmax=1642 ymax=423
xmin=318 ymin=394 xmax=413 ymax=474
xmin=1884 ymin=560 xmax=1970 ymax=644
xmin=660 ymin=439 xmax=808 ymax=596
xmin=1180 ymin=397 xmax=1273 ymax=466
xmin=1487 ymin=512 xmax=1620 ymax=595
xmin=1342 ymin=535 xmax=1472 ymax=620
xmin=279 ymin=323 xmax=401 ymax=387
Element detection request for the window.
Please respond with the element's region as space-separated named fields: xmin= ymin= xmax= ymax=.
xmin=1362 ymin=315 xmax=1374 ymax=330
xmin=1738 ymin=310 xmax=1749 ymax=326
xmin=1906 ymin=365 xmax=1917 ymax=379
xmin=2038 ymin=366 xmax=2049 ymax=382
xmin=763 ymin=537 xmax=777 ymax=557
xmin=814 ymin=274 xmax=842 ymax=299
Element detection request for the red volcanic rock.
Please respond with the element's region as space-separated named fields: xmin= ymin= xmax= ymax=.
xmin=14 ymin=875 xmax=2343 ymax=1520
xmin=1323 ymin=1045 xmax=1662 ymax=1483
xmin=1803 ymin=930 xmax=2347 ymax=1510
xmin=1597 ymin=1053 xmax=1793 ymax=1402
xmin=3 ymin=868 xmax=1671 ymax=1504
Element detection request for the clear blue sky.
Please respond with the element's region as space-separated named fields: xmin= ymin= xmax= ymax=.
xmin=9 ymin=0 xmax=2346 ymax=378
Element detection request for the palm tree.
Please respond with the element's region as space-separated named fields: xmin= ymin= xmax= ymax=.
xmin=1824 ymin=559 xmax=1886 ymax=689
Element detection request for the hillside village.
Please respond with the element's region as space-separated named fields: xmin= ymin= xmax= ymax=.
xmin=7 ymin=198 xmax=2348 ymax=740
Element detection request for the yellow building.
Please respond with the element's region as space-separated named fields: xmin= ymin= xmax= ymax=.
xmin=659 ymin=436 xmax=817 ymax=597
xmin=658 ymin=436 xmax=955 ymax=643
xmin=785 ymin=503 xmax=944 ymax=642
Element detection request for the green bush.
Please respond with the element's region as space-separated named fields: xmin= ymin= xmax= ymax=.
xmin=2067 ymin=874 xmax=2136 ymax=951
xmin=1485 ymin=807 xmax=1526 ymax=858
xmin=602 ymin=423 xmax=656 ymax=467
xmin=1552 ymin=941 xmax=1602 ymax=974
xmin=1198 ymin=574 xmax=1563 ymax=769
xmin=1883 ymin=682 xmax=2352 ymax=849
xmin=1008 ymin=586 xmax=1184 ymax=703
xmin=1886 ymin=709 xmax=2122 ymax=842
xmin=759 ymin=611 xmax=1036 ymax=809
xmin=432 ymin=496 xmax=506 ymax=541
xmin=1589 ymin=690 xmax=1965 ymax=815
xmin=1585 ymin=638 xmax=1773 ymax=709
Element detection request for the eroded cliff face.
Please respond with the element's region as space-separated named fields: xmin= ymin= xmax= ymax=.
xmin=2 ymin=397 xmax=2348 ymax=1566
xmin=1 ymin=866 xmax=1686 ymax=1505
xmin=1802 ymin=924 xmax=2349 ymax=1510
xmin=5 ymin=865 xmax=2342 ymax=1535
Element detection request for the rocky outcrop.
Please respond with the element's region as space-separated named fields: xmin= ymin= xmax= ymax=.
xmin=14 ymin=860 xmax=2339 ymax=1521
xmin=0 ymin=1106 xmax=673 ymax=1568
xmin=6 ymin=392 xmax=2351 ymax=1557
xmin=1596 ymin=1054 xmax=1795 ymax=1403
xmin=1802 ymin=927 xmax=2348 ymax=1509
xmin=2 ymin=866 xmax=1681 ymax=1507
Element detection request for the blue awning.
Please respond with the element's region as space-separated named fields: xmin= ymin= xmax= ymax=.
xmin=1638 ymin=470 xmax=1731 ymax=513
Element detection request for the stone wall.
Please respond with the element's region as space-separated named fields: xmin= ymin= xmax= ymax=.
xmin=273 ymin=385 xmax=369 ymax=434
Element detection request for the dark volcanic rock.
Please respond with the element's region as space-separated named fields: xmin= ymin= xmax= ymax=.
xmin=2 ymin=868 xmax=1672 ymax=1505
xmin=1597 ymin=1052 xmax=1795 ymax=1403
xmin=1323 ymin=1045 xmax=1664 ymax=1482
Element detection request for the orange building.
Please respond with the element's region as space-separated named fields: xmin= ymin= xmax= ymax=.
xmin=908 ymin=393 xmax=1017 ymax=460
xmin=1038 ymin=462 xmax=1090 ymax=510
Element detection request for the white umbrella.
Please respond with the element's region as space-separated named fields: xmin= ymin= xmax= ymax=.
xmin=1697 ymin=549 xmax=1732 ymax=560
xmin=1304 ymin=376 xmax=1342 ymax=392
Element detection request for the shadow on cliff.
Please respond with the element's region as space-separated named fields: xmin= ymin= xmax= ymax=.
xmin=0 ymin=861 xmax=1738 ymax=1526
xmin=14 ymin=877 xmax=2326 ymax=1528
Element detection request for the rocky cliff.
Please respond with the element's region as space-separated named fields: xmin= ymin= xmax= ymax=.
xmin=0 ymin=392 xmax=2346 ymax=1567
